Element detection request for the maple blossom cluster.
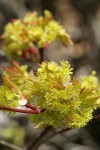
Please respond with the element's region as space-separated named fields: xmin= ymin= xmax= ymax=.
xmin=0 ymin=61 xmax=100 ymax=128
xmin=2 ymin=10 xmax=72 ymax=62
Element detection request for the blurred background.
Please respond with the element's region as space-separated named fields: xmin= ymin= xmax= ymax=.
xmin=0 ymin=0 xmax=100 ymax=150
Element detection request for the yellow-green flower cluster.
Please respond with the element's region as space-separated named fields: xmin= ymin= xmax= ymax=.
xmin=0 ymin=61 xmax=100 ymax=128
xmin=3 ymin=10 xmax=71 ymax=59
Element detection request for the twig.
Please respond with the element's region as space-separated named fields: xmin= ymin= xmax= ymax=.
xmin=25 ymin=103 xmax=45 ymax=113
xmin=0 ymin=105 xmax=41 ymax=114
xmin=56 ymin=127 xmax=71 ymax=134
xmin=0 ymin=139 xmax=23 ymax=150
xmin=25 ymin=103 xmax=37 ymax=110
xmin=25 ymin=126 xmax=71 ymax=150
xmin=39 ymin=48 xmax=44 ymax=63
xmin=25 ymin=126 xmax=56 ymax=150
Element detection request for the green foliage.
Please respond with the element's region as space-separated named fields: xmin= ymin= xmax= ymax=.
xmin=0 ymin=86 xmax=19 ymax=108
xmin=0 ymin=61 xmax=100 ymax=129
xmin=3 ymin=10 xmax=71 ymax=60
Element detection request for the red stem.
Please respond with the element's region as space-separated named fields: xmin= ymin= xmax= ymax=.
xmin=0 ymin=105 xmax=40 ymax=114
xmin=25 ymin=103 xmax=37 ymax=110
xmin=25 ymin=103 xmax=45 ymax=113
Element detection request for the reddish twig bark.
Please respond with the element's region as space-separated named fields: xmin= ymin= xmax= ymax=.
xmin=25 ymin=103 xmax=37 ymax=110
xmin=25 ymin=103 xmax=45 ymax=113
xmin=0 ymin=105 xmax=41 ymax=114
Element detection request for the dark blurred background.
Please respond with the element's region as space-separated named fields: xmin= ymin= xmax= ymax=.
xmin=0 ymin=0 xmax=100 ymax=150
